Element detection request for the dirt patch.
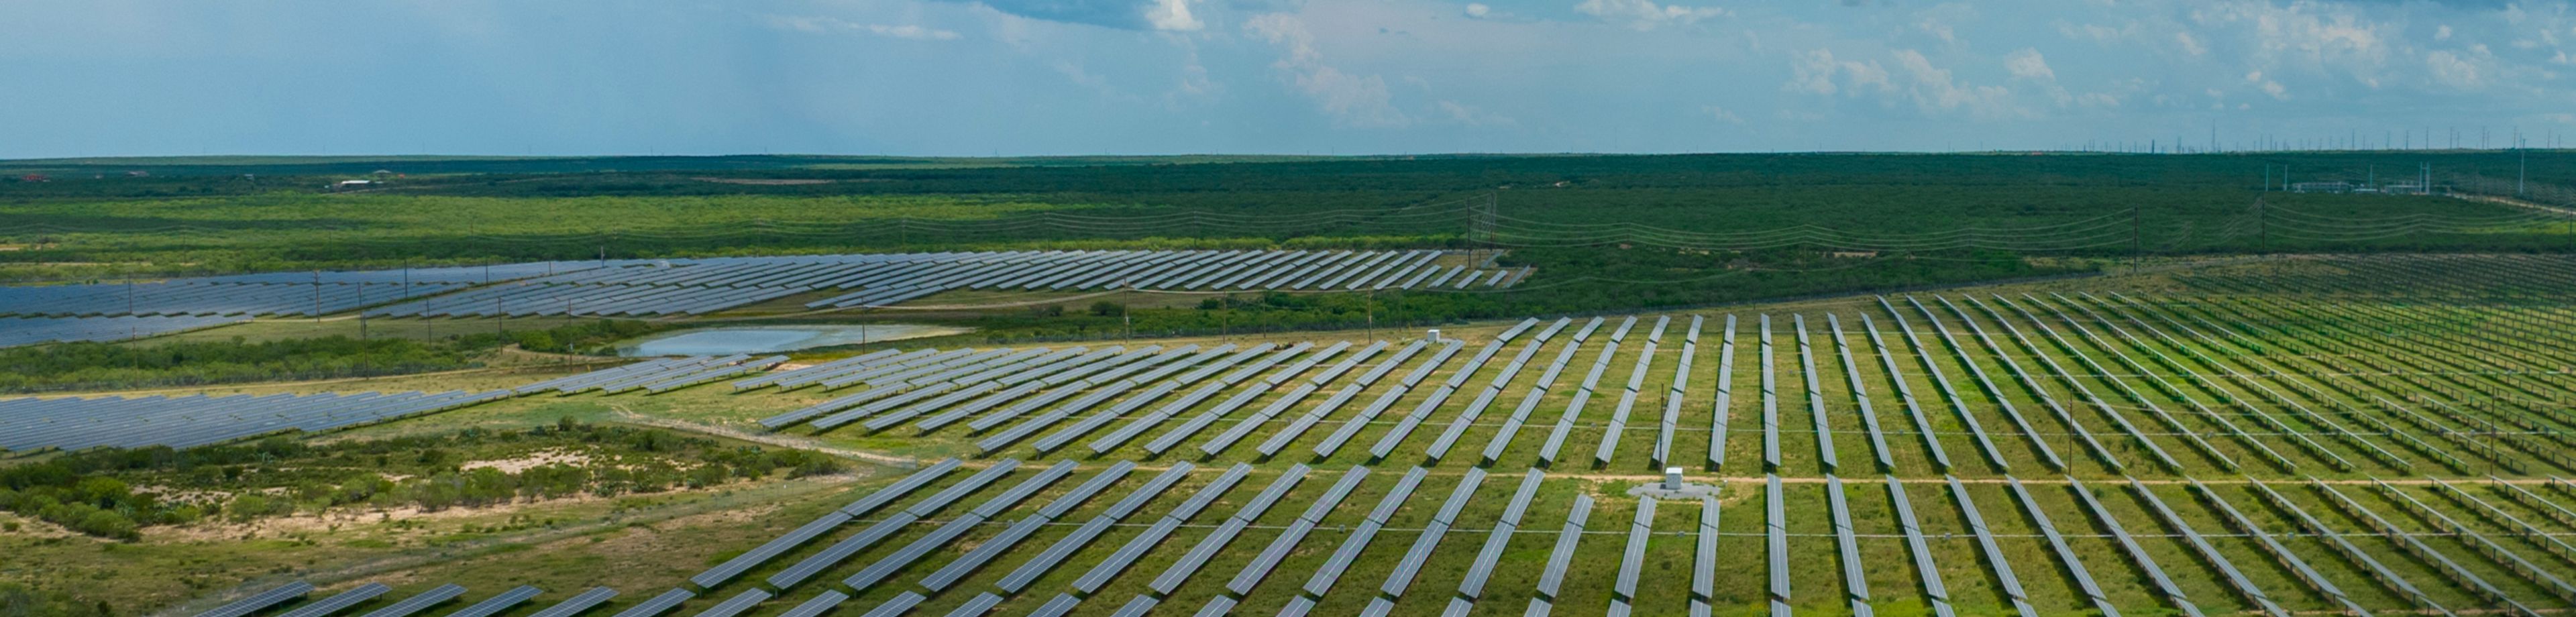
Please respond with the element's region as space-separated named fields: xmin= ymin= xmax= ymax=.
xmin=461 ymin=448 xmax=592 ymax=473
xmin=690 ymin=177 xmax=835 ymax=186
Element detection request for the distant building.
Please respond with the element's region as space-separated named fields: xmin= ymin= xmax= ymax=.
xmin=331 ymin=180 xmax=375 ymax=190
xmin=2290 ymin=181 xmax=2353 ymax=194
xmin=123 ymin=170 xmax=150 ymax=177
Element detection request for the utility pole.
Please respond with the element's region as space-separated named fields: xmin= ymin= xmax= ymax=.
xmin=2131 ymin=205 xmax=2142 ymax=271
xmin=2256 ymin=197 xmax=2267 ymax=253
xmin=1365 ymin=290 xmax=1377 ymax=340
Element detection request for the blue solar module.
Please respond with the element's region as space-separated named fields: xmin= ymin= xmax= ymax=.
xmin=688 ymin=590 xmax=769 ymax=617
xmin=277 ymin=583 xmax=390 ymax=617
xmin=1538 ymin=495 xmax=1595 ymax=598
xmin=854 ymin=592 xmax=922 ymax=617
xmin=608 ymin=590 xmax=694 ymax=617
xmin=525 ymin=588 xmax=617 ymax=617
xmin=358 ymin=584 xmax=468 ymax=617
xmin=443 ymin=586 xmax=541 ymax=617
xmin=775 ymin=592 xmax=847 ymax=617
xmin=196 ymin=581 xmax=314 ymax=617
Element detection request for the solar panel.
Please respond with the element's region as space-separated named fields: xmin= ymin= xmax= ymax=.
xmin=854 ymin=592 xmax=921 ymax=617
xmin=1708 ymin=315 xmax=1737 ymax=470
xmin=447 ymin=585 xmax=542 ymax=617
xmin=1538 ymin=495 xmax=1595 ymax=597
xmin=690 ymin=512 xmax=853 ymax=587
xmin=2125 ymin=480 xmax=2282 ymax=617
xmin=773 ymin=592 xmax=847 ymax=617
xmin=2001 ymin=478 xmax=2114 ymax=615
xmin=1193 ymin=596 xmax=1236 ymax=617
xmin=524 ymin=588 xmax=616 ymax=617
xmin=968 ymin=459 xmax=1077 ymax=518
xmin=1879 ymin=478 xmax=1953 ymax=617
xmin=1108 ymin=596 xmax=1158 ymax=617
xmin=1758 ymin=316 xmax=1782 ymax=471
xmin=608 ymin=590 xmax=694 ymax=617
xmin=1765 ymin=475 xmax=1789 ymax=614
xmin=2065 ymin=478 xmax=2197 ymax=615
xmin=921 ymin=515 xmax=1051 ymax=590
xmin=1615 ymin=498 xmax=1656 ymax=600
xmin=1305 ymin=480 xmax=1411 ymax=596
xmin=687 ymin=590 xmax=772 ymax=617
xmin=1822 ymin=476 xmax=1873 ymax=616
xmin=1856 ymin=314 xmax=1952 ymax=473
xmin=1693 ymin=496 xmax=1719 ymax=614
xmin=906 ymin=460 xmax=1020 ymax=517
xmin=1146 ymin=467 xmax=1309 ymax=594
xmin=937 ymin=594 xmax=994 ymax=617
xmin=1897 ymin=296 xmax=2065 ymax=472
xmin=1277 ymin=597 xmax=1318 ymax=617
xmin=277 ymin=583 xmax=390 ymax=617
xmin=2212 ymin=481 xmax=2377 ymax=615
xmin=358 ymin=584 xmax=468 ymax=617
xmin=1019 ymin=594 xmax=1076 ymax=617
xmin=842 ymin=459 xmax=963 ymax=516
xmin=765 ymin=514 xmax=915 ymax=590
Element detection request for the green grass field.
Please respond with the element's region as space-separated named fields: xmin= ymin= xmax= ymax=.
xmin=14 ymin=254 xmax=2576 ymax=616
xmin=9 ymin=151 xmax=2576 ymax=616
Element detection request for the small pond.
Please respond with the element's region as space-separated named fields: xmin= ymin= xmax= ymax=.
xmin=616 ymin=324 xmax=969 ymax=357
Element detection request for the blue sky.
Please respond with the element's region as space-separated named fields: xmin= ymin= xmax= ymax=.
xmin=1 ymin=0 xmax=2571 ymax=158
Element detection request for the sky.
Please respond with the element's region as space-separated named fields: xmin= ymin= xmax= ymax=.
xmin=1 ymin=0 xmax=2572 ymax=158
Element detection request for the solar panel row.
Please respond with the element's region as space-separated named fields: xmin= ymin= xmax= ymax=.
xmin=1 ymin=390 xmax=508 ymax=453
xmin=2063 ymin=478 xmax=2201 ymax=616
xmin=1878 ymin=478 xmax=1953 ymax=617
xmin=1821 ymin=476 xmax=1871 ymax=616
xmin=0 ymin=280 xmax=470 ymax=319
xmin=1705 ymin=315 xmax=1736 ymax=471
xmin=1538 ymin=317 xmax=1628 ymax=465
xmin=327 ymin=250 xmax=1474 ymax=319
xmin=1999 ymin=478 xmax=2117 ymax=616
xmin=0 ymin=315 xmax=249 ymax=347
xmin=2123 ymin=480 xmax=2284 ymax=617
xmin=1821 ymin=315 xmax=1893 ymax=473
xmin=1592 ymin=315 xmax=1666 ymax=467
xmin=1900 ymin=296 xmax=2067 ymax=472
xmin=1649 ymin=316 xmax=1700 ymax=468
xmin=1854 ymin=313 xmax=1953 ymax=473
xmin=1789 ymin=315 xmax=1841 ymax=473
xmin=1942 ymin=476 xmax=2041 ymax=617
xmin=2230 ymin=480 xmax=2436 ymax=615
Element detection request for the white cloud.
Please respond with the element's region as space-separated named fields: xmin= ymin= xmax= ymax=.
xmin=1245 ymin=13 xmax=1407 ymax=127
xmin=1439 ymin=101 xmax=1516 ymax=127
xmin=2436 ymin=24 xmax=2453 ymax=40
xmin=765 ymin=15 xmax=961 ymax=40
xmin=1464 ymin=3 xmax=1490 ymax=17
xmin=1786 ymin=49 xmax=1841 ymax=95
xmin=1145 ymin=0 xmax=1201 ymax=32
xmin=2244 ymin=70 xmax=2288 ymax=99
xmin=2004 ymin=48 xmax=2053 ymax=80
xmin=1702 ymin=105 xmax=1743 ymax=123
xmin=1574 ymin=0 xmax=1729 ymax=31
xmin=2174 ymin=32 xmax=2205 ymax=56
xmin=1889 ymin=49 xmax=2013 ymax=117
xmin=2426 ymin=50 xmax=2482 ymax=88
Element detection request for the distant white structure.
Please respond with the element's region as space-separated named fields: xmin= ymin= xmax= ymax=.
xmin=330 ymin=180 xmax=374 ymax=190
xmin=2290 ymin=181 xmax=2353 ymax=194
xmin=1663 ymin=467 xmax=1684 ymax=490
xmin=1428 ymin=329 xmax=1442 ymax=343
